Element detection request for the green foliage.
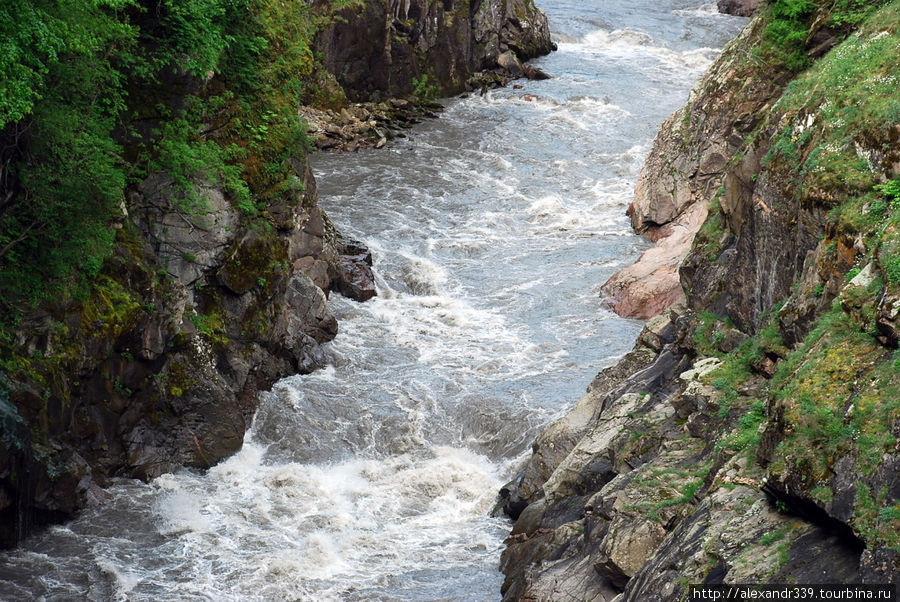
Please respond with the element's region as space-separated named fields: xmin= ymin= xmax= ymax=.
xmin=627 ymin=457 xmax=711 ymax=523
xmin=884 ymin=254 xmax=900 ymax=285
xmin=143 ymin=115 xmax=251 ymax=214
xmin=151 ymin=0 xmax=232 ymax=76
xmin=875 ymin=179 xmax=900 ymax=207
xmin=854 ymin=483 xmax=900 ymax=551
xmin=760 ymin=528 xmax=787 ymax=546
xmin=829 ymin=0 xmax=886 ymax=27
xmin=763 ymin=126 xmax=799 ymax=164
xmin=412 ymin=73 xmax=440 ymax=101
xmin=0 ymin=0 xmax=138 ymax=314
xmin=810 ymin=485 xmax=834 ymax=504
xmin=0 ymin=1 xmax=65 ymax=127
xmin=720 ymin=400 xmax=766 ymax=453
xmin=759 ymin=0 xmax=816 ymax=72
xmin=188 ymin=309 xmax=227 ymax=343
xmin=0 ymin=0 xmax=363 ymax=333
xmin=759 ymin=0 xmax=893 ymax=73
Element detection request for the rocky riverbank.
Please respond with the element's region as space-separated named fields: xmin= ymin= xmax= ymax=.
xmin=0 ymin=0 xmax=553 ymax=547
xmin=301 ymin=56 xmax=551 ymax=152
xmin=500 ymin=1 xmax=900 ymax=598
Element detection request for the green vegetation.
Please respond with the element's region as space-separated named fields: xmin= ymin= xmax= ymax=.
xmin=626 ymin=455 xmax=712 ymax=524
xmin=759 ymin=528 xmax=787 ymax=546
xmin=665 ymin=6 xmax=900 ymax=555
xmin=694 ymin=194 xmax=727 ymax=260
xmin=767 ymin=0 xmax=900 ymax=229
xmin=758 ymin=0 xmax=892 ymax=72
xmin=854 ymin=483 xmax=900 ymax=551
xmin=0 ymin=0 xmax=359 ymax=339
xmin=412 ymin=73 xmax=440 ymax=101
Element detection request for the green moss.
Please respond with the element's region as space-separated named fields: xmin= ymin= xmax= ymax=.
xmin=188 ymin=309 xmax=227 ymax=345
xmin=768 ymin=306 xmax=898 ymax=488
xmin=760 ymin=528 xmax=787 ymax=546
xmin=78 ymin=274 xmax=142 ymax=346
xmin=165 ymin=357 xmax=197 ymax=399
xmin=810 ymin=485 xmax=834 ymax=504
xmin=854 ymin=483 xmax=900 ymax=551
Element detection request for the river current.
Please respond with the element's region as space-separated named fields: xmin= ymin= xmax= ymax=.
xmin=0 ymin=2 xmax=745 ymax=600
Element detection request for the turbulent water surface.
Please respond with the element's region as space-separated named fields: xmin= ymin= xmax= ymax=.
xmin=0 ymin=2 xmax=745 ymax=600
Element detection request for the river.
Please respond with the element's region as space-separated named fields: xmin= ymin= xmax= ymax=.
xmin=0 ymin=2 xmax=745 ymax=600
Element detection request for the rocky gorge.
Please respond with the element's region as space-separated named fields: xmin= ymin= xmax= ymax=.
xmin=2 ymin=0 xmax=897 ymax=599
xmin=0 ymin=0 xmax=552 ymax=549
xmin=500 ymin=1 xmax=900 ymax=599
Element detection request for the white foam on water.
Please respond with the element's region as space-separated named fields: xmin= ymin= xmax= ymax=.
xmin=558 ymin=27 xmax=721 ymax=78
xmin=673 ymin=3 xmax=722 ymax=16
xmin=154 ymin=489 xmax=213 ymax=536
xmin=95 ymin=558 xmax=141 ymax=601
xmin=399 ymin=254 xmax=448 ymax=295
xmin=107 ymin=443 xmax=508 ymax=600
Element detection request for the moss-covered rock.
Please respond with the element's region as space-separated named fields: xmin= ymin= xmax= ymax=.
xmin=503 ymin=1 xmax=900 ymax=595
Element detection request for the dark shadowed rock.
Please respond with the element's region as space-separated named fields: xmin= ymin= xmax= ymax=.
xmin=315 ymin=0 xmax=552 ymax=101
xmin=332 ymin=238 xmax=376 ymax=301
xmin=497 ymin=51 xmax=525 ymax=77
xmin=717 ymin=0 xmax=761 ymax=17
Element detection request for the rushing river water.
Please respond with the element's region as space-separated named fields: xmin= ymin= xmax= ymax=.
xmin=0 ymin=2 xmax=745 ymax=600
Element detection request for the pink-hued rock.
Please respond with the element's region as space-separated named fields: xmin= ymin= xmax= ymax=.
xmin=601 ymin=202 xmax=707 ymax=319
xmin=604 ymin=15 xmax=777 ymax=321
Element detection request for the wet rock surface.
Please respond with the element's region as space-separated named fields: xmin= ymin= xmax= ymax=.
xmin=603 ymin=16 xmax=778 ymax=320
xmin=498 ymin=304 xmax=886 ymax=600
xmin=717 ymin=0 xmax=761 ymax=17
xmin=0 ymin=0 xmax=553 ymax=547
xmin=0 ymin=154 xmax=375 ymax=546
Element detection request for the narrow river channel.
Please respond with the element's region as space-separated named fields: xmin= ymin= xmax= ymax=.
xmin=0 ymin=2 xmax=745 ymax=599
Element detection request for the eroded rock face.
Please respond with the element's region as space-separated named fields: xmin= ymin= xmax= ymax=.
xmin=498 ymin=310 xmax=878 ymax=600
xmin=131 ymin=174 xmax=238 ymax=286
xmin=502 ymin=4 xmax=900 ymax=598
xmin=315 ymin=0 xmax=553 ymax=101
xmin=604 ymin=16 xmax=777 ymax=320
xmin=601 ymin=203 xmax=707 ymax=318
xmin=1 ymin=155 xmax=375 ymax=543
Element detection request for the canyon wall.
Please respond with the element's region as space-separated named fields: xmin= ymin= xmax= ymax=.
xmin=500 ymin=2 xmax=900 ymax=598
xmin=315 ymin=0 xmax=554 ymax=100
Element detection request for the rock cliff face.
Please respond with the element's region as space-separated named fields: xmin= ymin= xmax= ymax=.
xmin=315 ymin=0 xmax=554 ymax=100
xmin=0 ymin=154 xmax=373 ymax=546
xmin=601 ymin=16 xmax=780 ymax=320
xmin=501 ymin=2 xmax=900 ymax=598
